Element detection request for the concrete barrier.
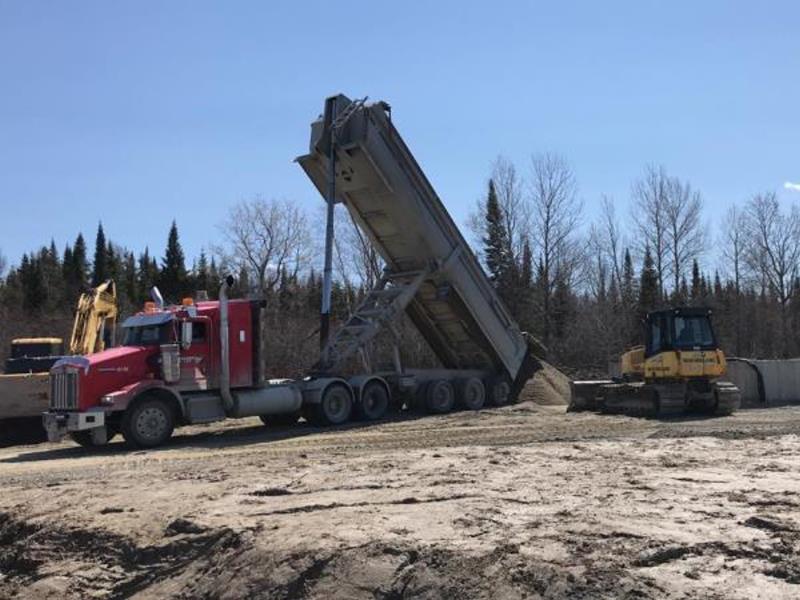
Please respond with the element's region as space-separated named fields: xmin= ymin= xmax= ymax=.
xmin=727 ymin=358 xmax=800 ymax=407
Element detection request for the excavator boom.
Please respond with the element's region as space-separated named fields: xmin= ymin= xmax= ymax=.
xmin=68 ymin=280 xmax=118 ymax=355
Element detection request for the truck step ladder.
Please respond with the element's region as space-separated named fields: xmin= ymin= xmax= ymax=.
xmin=317 ymin=269 xmax=428 ymax=372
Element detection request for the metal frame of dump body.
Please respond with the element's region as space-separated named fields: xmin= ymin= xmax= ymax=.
xmin=297 ymin=94 xmax=537 ymax=399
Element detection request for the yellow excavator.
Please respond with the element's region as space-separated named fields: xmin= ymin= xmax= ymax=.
xmin=67 ymin=279 xmax=118 ymax=355
xmin=1 ymin=281 xmax=117 ymax=442
xmin=570 ymin=307 xmax=741 ymax=417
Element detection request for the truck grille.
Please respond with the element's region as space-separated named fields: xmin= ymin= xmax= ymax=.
xmin=51 ymin=371 xmax=79 ymax=409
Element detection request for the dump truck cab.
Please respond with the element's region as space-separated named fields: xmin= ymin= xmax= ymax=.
xmin=43 ymin=291 xmax=261 ymax=447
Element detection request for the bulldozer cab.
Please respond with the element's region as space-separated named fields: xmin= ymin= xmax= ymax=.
xmin=645 ymin=307 xmax=717 ymax=358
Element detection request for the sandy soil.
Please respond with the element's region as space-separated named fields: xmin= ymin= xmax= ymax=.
xmin=1 ymin=373 xmax=800 ymax=598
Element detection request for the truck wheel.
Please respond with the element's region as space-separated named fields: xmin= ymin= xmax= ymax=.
xmin=122 ymin=397 xmax=175 ymax=448
xmin=489 ymin=377 xmax=512 ymax=406
xmin=460 ymin=377 xmax=486 ymax=411
xmin=426 ymin=380 xmax=455 ymax=414
xmin=259 ymin=412 xmax=301 ymax=427
xmin=312 ymin=384 xmax=352 ymax=426
xmin=354 ymin=381 xmax=389 ymax=421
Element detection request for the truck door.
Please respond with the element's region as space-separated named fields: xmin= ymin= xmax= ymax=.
xmin=178 ymin=319 xmax=213 ymax=390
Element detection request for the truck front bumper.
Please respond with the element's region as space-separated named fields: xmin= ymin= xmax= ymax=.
xmin=42 ymin=410 xmax=106 ymax=443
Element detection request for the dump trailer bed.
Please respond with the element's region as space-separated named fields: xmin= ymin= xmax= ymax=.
xmin=0 ymin=373 xmax=50 ymax=445
xmin=297 ymin=95 xmax=536 ymax=397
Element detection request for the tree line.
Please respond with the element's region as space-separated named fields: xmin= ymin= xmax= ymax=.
xmin=1 ymin=162 xmax=799 ymax=376
xmin=472 ymin=156 xmax=800 ymax=370
xmin=0 ymin=221 xmax=223 ymax=317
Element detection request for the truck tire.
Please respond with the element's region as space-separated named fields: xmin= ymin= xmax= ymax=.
xmin=311 ymin=384 xmax=352 ymax=426
xmin=121 ymin=397 xmax=175 ymax=448
xmin=459 ymin=377 xmax=486 ymax=411
xmin=354 ymin=381 xmax=389 ymax=421
xmin=259 ymin=412 xmax=301 ymax=427
xmin=489 ymin=376 xmax=511 ymax=406
xmin=426 ymin=380 xmax=455 ymax=414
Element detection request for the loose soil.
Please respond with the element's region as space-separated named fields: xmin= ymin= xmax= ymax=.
xmin=1 ymin=370 xmax=800 ymax=598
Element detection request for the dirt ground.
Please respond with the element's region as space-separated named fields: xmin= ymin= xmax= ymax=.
xmin=1 ymin=369 xmax=800 ymax=598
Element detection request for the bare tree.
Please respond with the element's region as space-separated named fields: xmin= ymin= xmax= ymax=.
xmin=598 ymin=196 xmax=624 ymax=293
xmin=331 ymin=205 xmax=384 ymax=310
xmin=218 ymin=197 xmax=311 ymax=298
xmin=720 ymin=204 xmax=747 ymax=355
xmin=492 ymin=156 xmax=529 ymax=261
xmin=663 ymin=176 xmax=706 ymax=294
xmin=0 ymin=249 xmax=6 ymax=281
xmin=720 ymin=204 xmax=746 ymax=293
xmin=631 ymin=165 xmax=669 ymax=295
xmin=528 ymin=152 xmax=582 ymax=346
xmin=742 ymin=192 xmax=800 ymax=356
xmin=586 ymin=224 xmax=610 ymax=301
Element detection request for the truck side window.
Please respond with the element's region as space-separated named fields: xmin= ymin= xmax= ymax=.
xmin=179 ymin=322 xmax=207 ymax=344
xmin=192 ymin=322 xmax=206 ymax=342
xmin=649 ymin=319 xmax=661 ymax=355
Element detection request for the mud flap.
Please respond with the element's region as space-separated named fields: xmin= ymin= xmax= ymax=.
xmin=510 ymin=348 xmax=541 ymax=404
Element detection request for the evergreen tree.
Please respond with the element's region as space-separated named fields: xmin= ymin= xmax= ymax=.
xmin=690 ymin=259 xmax=701 ymax=302
xmin=639 ymin=246 xmax=659 ymax=315
xmin=73 ymin=233 xmax=88 ymax=287
xmin=20 ymin=253 xmax=46 ymax=311
xmin=40 ymin=241 xmax=62 ymax=305
xmin=62 ymin=243 xmax=74 ymax=298
xmin=550 ymin=275 xmax=572 ymax=340
xmin=520 ymin=239 xmax=533 ymax=290
xmin=92 ymin=223 xmax=107 ymax=286
xmin=621 ymin=249 xmax=636 ymax=307
xmin=207 ymin=257 xmax=221 ymax=299
xmin=195 ymin=250 xmax=210 ymax=292
xmin=483 ymin=179 xmax=512 ymax=290
xmin=137 ymin=247 xmax=160 ymax=302
xmin=122 ymin=251 xmax=138 ymax=307
xmin=105 ymin=240 xmax=122 ymax=287
xmin=63 ymin=233 xmax=89 ymax=300
xmin=159 ymin=221 xmax=188 ymax=301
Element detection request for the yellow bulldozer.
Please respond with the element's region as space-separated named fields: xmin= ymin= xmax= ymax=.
xmin=0 ymin=281 xmax=117 ymax=442
xmin=569 ymin=307 xmax=741 ymax=417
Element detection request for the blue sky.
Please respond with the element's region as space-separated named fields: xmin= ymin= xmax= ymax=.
xmin=1 ymin=1 xmax=798 ymax=270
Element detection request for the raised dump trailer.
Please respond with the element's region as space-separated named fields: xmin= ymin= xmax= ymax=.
xmin=297 ymin=95 xmax=538 ymax=402
xmin=43 ymin=94 xmax=539 ymax=449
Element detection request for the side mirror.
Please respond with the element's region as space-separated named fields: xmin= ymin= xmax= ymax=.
xmin=181 ymin=321 xmax=193 ymax=350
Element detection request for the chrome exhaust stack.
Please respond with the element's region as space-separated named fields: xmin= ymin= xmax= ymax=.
xmin=218 ymin=275 xmax=236 ymax=414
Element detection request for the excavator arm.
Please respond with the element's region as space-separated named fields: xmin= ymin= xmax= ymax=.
xmin=69 ymin=280 xmax=118 ymax=355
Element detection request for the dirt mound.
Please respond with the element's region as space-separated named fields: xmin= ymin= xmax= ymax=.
xmin=0 ymin=511 xmax=644 ymax=599
xmin=518 ymin=361 xmax=570 ymax=406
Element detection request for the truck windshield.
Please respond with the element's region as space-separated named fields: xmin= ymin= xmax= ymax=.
xmin=673 ymin=316 xmax=714 ymax=348
xmin=123 ymin=325 xmax=170 ymax=346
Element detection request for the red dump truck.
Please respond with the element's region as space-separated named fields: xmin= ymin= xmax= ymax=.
xmin=43 ymin=95 xmax=539 ymax=448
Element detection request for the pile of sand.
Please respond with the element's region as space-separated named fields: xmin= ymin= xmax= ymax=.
xmin=519 ymin=360 xmax=570 ymax=406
